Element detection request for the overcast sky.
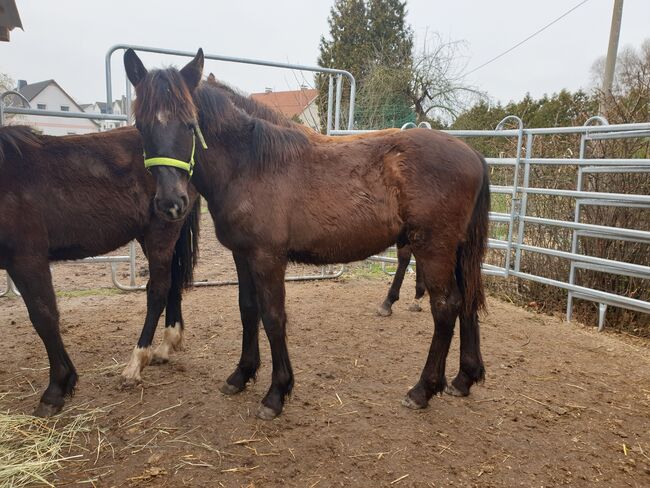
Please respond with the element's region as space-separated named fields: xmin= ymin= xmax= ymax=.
xmin=1 ymin=0 xmax=649 ymax=108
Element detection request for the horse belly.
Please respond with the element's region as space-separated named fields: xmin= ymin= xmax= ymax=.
xmin=43 ymin=190 xmax=149 ymax=260
xmin=289 ymin=193 xmax=402 ymax=265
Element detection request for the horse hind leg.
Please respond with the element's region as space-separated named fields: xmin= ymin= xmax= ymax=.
xmin=8 ymin=255 xmax=77 ymax=416
xmin=402 ymin=248 xmax=461 ymax=410
xmin=377 ymin=243 xmax=412 ymax=317
xmin=446 ymin=310 xmax=485 ymax=397
xmin=407 ymin=261 xmax=426 ymax=312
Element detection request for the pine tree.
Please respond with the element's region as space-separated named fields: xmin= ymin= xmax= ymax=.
xmin=316 ymin=0 xmax=414 ymax=130
xmin=366 ymin=0 xmax=413 ymax=68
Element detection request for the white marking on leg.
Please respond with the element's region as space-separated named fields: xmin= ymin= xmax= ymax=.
xmin=153 ymin=322 xmax=184 ymax=363
xmin=408 ymin=297 xmax=424 ymax=312
xmin=121 ymin=346 xmax=153 ymax=384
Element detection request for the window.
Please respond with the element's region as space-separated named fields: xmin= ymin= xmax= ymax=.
xmin=37 ymin=103 xmax=46 ymax=110
xmin=60 ymin=105 xmax=70 ymax=112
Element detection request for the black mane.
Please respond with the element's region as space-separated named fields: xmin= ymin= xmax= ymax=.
xmin=0 ymin=125 xmax=43 ymax=165
xmin=194 ymin=80 xmax=309 ymax=172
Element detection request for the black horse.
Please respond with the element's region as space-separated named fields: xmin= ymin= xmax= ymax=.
xmin=0 ymin=125 xmax=199 ymax=415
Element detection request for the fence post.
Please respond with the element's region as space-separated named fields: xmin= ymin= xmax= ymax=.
xmin=514 ymin=133 xmax=534 ymax=273
xmin=496 ymin=116 xmax=524 ymax=276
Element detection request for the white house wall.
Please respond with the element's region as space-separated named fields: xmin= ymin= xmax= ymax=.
xmin=19 ymin=84 xmax=98 ymax=135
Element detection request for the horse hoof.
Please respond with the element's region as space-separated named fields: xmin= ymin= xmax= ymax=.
xmin=445 ymin=384 xmax=468 ymax=397
xmin=150 ymin=354 xmax=169 ymax=366
xmin=407 ymin=302 xmax=422 ymax=312
xmin=401 ymin=395 xmax=426 ymax=410
xmin=376 ymin=305 xmax=392 ymax=317
xmin=256 ymin=405 xmax=279 ymax=420
xmin=119 ymin=376 xmax=142 ymax=390
xmin=220 ymin=382 xmax=244 ymax=396
xmin=34 ymin=402 xmax=62 ymax=417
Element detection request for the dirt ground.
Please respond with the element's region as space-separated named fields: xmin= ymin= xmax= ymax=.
xmin=1 ymin=214 xmax=649 ymax=487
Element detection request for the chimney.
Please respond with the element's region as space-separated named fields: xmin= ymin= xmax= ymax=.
xmin=264 ymin=87 xmax=272 ymax=93
xmin=17 ymin=79 xmax=27 ymax=91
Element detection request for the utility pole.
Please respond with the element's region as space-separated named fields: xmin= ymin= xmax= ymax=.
xmin=600 ymin=0 xmax=624 ymax=115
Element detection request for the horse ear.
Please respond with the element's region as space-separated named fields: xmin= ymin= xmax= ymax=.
xmin=207 ymin=73 xmax=216 ymax=83
xmin=180 ymin=48 xmax=204 ymax=91
xmin=124 ymin=49 xmax=147 ymax=87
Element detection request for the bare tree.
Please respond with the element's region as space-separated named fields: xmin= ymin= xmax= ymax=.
xmin=410 ymin=33 xmax=484 ymax=122
xmin=591 ymin=39 xmax=650 ymax=123
xmin=357 ymin=32 xmax=485 ymax=128
xmin=0 ymin=72 xmax=14 ymax=93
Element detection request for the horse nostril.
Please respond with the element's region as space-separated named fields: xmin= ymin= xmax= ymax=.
xmin=180 ymin=195 xmax=189 ymax=211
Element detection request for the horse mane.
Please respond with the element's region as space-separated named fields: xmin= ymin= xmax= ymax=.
xmin=194 ymin=79 xmax=309 ymax=172
xmin=0 ymin=125 xmax=43 ymax=165
xmin=133 ymin=68 xmax=198 ymax=126
xmin=207 ymin=76 xmax=294 ymax=128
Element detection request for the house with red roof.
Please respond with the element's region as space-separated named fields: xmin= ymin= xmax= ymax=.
xmin=251 ymin=87 xmax=320 ymax=131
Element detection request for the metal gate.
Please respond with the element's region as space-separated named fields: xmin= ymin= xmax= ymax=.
xmin=1 ymin=44 xmax=358 ymax=294
xmin=332 ymin=118 xmax=650 ymax=330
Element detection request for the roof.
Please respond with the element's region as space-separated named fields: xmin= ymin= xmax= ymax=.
xmin=0 ymin=0 xmax=23 ymax=42
xmin=13 ymin=79 xmax=99 ymax=125
xmin=250 ymin=88 xmax=318 ymax=119
xmin=17 ymin=79 xmax=53 ymax=101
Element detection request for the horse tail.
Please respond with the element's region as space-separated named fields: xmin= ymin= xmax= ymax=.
xmin=456 ymin=153 xmax=490 ymax=318
xmin=171 ymin=197 xmax=201 ymax=290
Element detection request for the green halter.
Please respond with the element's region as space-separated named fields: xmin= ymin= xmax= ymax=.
xmin=144 ymin=125 xmax=208 ymax=177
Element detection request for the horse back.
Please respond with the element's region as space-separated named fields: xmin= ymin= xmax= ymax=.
xmin=0 ymin=127 xmax=154 ymax=262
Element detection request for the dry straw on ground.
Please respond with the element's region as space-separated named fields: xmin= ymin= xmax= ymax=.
xmin=0 ymin=407 xmax=97 ymax=488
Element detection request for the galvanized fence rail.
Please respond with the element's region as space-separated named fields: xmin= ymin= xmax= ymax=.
xmin=3 ymin=46 xmax=648 ymax=328
xmin=1 ymin=45 xmax=357 ymax=294
xmin=333 ymin=118 xmax=650 ymax=330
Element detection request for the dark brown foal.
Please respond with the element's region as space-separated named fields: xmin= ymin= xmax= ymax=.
xmin=0 ymin=126 xmax=199 ymax=415
xmin=125 ymin=49 xmax=490 ymax=420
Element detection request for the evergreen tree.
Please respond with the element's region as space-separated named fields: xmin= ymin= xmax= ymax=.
xmin=366 ymin=0 xmax=412 ymax=68
xmin=316 ymin=0 xmax=414 ymax=130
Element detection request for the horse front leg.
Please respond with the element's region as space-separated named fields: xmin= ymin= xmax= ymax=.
xmin=221 ymin=252 xmax=261 ymax=395
xmin=121 ymin=232 xmax=176 ymax=387
xmin=8 ymin=255 xmax=77 ymax=416
xmin=248 ymin=254 xmax=292 ymax=420
xmin=151 ymin=258 xmax=186 ymax=365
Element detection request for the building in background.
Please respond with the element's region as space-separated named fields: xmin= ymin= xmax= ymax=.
xmin=7 ymin=79 xmax=98 ymax=135
xmin=80 ymin=96 xmax=127 ymax=131
xmin=4 ymin=79 xmax=128 ymax=134
xmin=0 ymin=0 xmax=22 ymax=42
xmin=251 ymin=87 xmax=320 ymax=131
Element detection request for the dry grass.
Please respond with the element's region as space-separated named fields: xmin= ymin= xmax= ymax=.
xmin=0 ymin=406 xmax=104 ymax=488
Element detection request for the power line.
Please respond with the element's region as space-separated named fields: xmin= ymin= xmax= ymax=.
xmin=465 ymin=0 xmax=591 ymax=76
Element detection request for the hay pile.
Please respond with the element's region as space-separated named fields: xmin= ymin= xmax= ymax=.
xmin=0 ymin=409 xmax=95 ymax=487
